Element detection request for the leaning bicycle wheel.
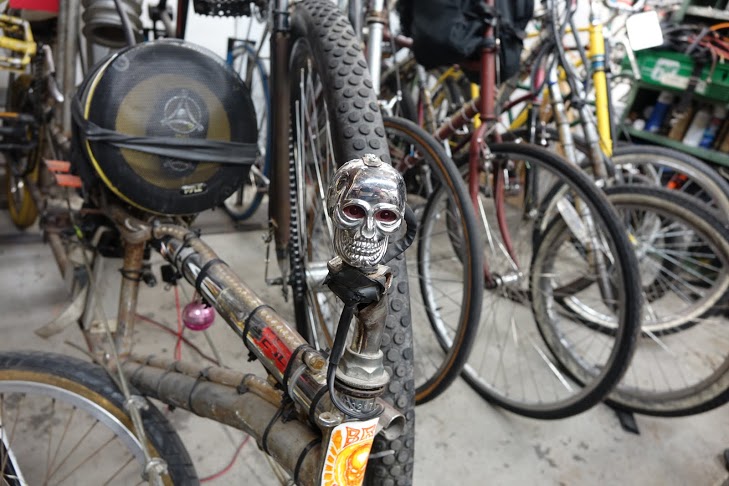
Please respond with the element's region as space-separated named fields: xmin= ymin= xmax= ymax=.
xmin=510 ymin=127 xmax=729 ymax=219
xmin=610 ymin=145 xmax=729 ymax=219
xmin=384 ymin=116 xmax=483 ymax=404
xmin=448 ymin=142 xmax=641 ymax=419
xmin=598 ymin=186 xmax=729 ymax=416
xmin=287 ymin=0 xmax=414 ymax=482
xmin=5 ymin=74 xmax=40 ymax=230
xmin=222 ymin=41 xmax=270 ymax=221
xmin=0 ymin=352 xmax=198 ymax=485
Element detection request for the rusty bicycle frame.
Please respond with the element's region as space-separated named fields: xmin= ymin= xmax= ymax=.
xmin=13 ymin=1 xmax=408 ymax=484
xmin=96 ymin=204 xmax=405 ymax=485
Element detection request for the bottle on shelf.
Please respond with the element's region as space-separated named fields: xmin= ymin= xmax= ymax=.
xmin=719 ymin=118 xmax=729 ymax=152
xmin=668 ymin=104 xmax=694 ymax=141
xmin=682 ymin=106 xmax=712 ymax=147
xmin=699 ymin=104 xmax=727 ymax=149
xmin=645 ymin=91 xmax=674 ymax=133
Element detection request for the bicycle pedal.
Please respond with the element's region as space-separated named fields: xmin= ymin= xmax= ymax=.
xmin=0 ymin=111 xmax=34 ymax=123
xmin=44 ymin=159 xmax=72 ymax=173
xmin=53 ymin=173 xmax=83 ymax=188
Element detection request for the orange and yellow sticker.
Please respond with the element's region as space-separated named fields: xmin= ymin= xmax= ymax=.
xmin=321 ymin=418 xmax=379 ymax=486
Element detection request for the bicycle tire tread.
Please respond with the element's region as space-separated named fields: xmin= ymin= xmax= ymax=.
xmin=383 ymin=116 xmax=483 ymax=404
xmin=289 ymin=1 xmax=415 ymax=483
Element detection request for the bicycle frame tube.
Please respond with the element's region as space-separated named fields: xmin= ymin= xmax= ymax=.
xmin=365 ymin=0 xmax=386 ymax=95
xmin=113 ymin=238 xmax=145 ymax=355
xmin=547 ymin=64 xmax=580 ymax=166
xmin=588 ymin=2 xmax=613 ymax=157
xmin=348 ymin=0 xmax=364 ymax=41
xmin=124 ymin=357 xmax=326 ymax=484
xmin=99 ymin=213 xmax=406 ymax=483
xmin=269 ymin=0 xmax=292 ymax=278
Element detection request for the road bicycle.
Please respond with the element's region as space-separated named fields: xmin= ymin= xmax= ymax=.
xmin=491 ymin=0 xmax=729 ymax=415
xmin=0 ymin=13 xmax=64 ymax=231
xmin=0 ymin=0 xmax=419 ymax=483
xmin=502 ymin=0 xmax=729 ymax=214
xmin=368 ymin=0 xmax=646 ymax=419
xmin=366 ymin=0 xmax=729 ymax=419
xmin=221 ymin=18 xmax=272 ymax=222
xmin=414 ymin=0 xmax=729 ymax=416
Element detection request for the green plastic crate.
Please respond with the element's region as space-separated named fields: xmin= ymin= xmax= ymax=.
xmin=622 ymin=50 xmax=729 ymax=102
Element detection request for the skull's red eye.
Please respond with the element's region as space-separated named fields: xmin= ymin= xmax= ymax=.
xmin=376 ymin=210 xmax=398 ymax=222
xmin=343 ymin=205 xmax=365 ymax=219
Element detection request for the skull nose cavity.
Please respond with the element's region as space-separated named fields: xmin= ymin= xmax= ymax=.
xmin=361 ymin=218 xmax=377 ymax=239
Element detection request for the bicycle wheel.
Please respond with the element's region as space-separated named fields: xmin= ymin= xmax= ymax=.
xmin=222 ymin=42 xmax=270 ymax=221
xmin=0 ymin=352 xmax=198 ymax=485
xmin=448 ymin=142 xmax=641 ymax=419
xmin=6 ymin=159 xmax=38 ymax=230
xmin=287 ymin=1 xmax=414 ymax=482
xmin=509 ymin=127 xmax=729 ymax=218
xmin=5 ymin=74 xmax=39 ymax=230
xmin=611 ymin=145 xmax=729 ymax=219
xmin=596 ymin=186 xmax=729 ymax=416
xmin=383 ymin=116 xmax=483 ymax=404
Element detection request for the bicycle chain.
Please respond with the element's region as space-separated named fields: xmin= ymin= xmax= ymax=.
xmin=287 ymin=124 xmax=306 ymax=304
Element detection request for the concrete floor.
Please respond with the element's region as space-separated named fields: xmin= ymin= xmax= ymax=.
xmin=1 ymin=203 xmax=728 ymax=485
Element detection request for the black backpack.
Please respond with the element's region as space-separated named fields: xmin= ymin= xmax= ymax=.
xmin=397 ymin=0 xmax=535 ymax=82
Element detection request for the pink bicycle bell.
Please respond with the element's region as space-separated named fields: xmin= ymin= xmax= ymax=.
xmin=182 ymin=300 xmax=216 ymax=331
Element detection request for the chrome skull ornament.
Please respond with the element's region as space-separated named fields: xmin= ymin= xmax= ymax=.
xmin=327 ymin=154 xmax=406 ymax=270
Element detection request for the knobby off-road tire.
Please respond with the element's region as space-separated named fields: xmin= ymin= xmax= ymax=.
xmin=383 ymin=116 xmax=483 ymax=404
xmin=287 ymin=1 xmax=415 ymax=483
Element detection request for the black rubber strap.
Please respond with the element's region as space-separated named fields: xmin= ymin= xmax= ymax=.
xmin=294 ymin=437 xmax=322 ymax=485
xmin=242 ymin=304 xmax=274 ymax=343
xmin=194 ymin=258 xmax=226 ymax=293
xmin=187 ymin=367 xmax=212 ymax=414
xmin=308 ymin=386 xmax=329 ymax=427
xmin=282 ymin=344 xmax=309 ymax=392
xmin=181 ymin=231 xmax=198 ymax=249
xmin=236 ymin=374 xmax=251 ymax=394
xmin=156 ymin=361 xmax=180 ymax=398
xmin=261 ymin=403 xmax=286 ymax=455
xmin=173 ymin=233 xmax=198 ymax=269
xmin=72 ymin=96 xmax=257 ymax=165
xmin=180 ymin=251 xmax=197 ymax=273
xmin=119 ymin=268 xmax=143 ymax=282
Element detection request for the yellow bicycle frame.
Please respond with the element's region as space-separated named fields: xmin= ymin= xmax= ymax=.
xmin=506 ymin=16 xmax=614 ymax=158
xmin=589 ymin=17 xmax=612 ymax=157
xmin=0 ymin=14 xmax=37 ymax=71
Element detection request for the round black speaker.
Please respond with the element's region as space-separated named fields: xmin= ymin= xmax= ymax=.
xmin=74 ymin=39 xmax=258 ymax=215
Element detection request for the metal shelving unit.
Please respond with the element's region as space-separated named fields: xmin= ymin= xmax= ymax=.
xmin=618 ymin=0 xmax=729 ymax=168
